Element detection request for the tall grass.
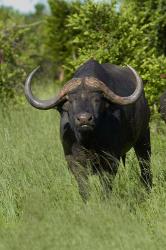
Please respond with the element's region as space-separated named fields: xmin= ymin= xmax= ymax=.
xmin=0 ymin=102 xmax=165 ymax=250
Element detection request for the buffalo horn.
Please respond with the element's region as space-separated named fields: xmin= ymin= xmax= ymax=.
xmin=85 ymin=65 xmax=143 ymax=105
xmin=24 ymin=66 xmax=81 ymax=110
xmin=25 ymin=65 xmax=143 ymax=109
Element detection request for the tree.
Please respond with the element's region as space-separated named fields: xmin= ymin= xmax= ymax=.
xmin=118 ymin=0 xmax=166 ymax=106
xmin=46 ymin=0 xmax=166 ymax=108
xmin=46 ymin=0 xmax=81 ymax=78
xmin=0 ymin=6 xmax=47 ymax=104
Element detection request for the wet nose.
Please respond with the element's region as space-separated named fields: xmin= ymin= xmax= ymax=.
xmin=76 ymin=112 xmax=93 ymax=125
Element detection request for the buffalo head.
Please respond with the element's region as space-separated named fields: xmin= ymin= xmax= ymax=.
xmin=24 ymin=65 xmax=143 ymax=141
xmin=57 ymin=81 xmax=111 ymax=143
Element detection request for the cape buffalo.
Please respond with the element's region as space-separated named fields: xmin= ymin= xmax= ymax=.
xmin=25 ymin=60 xmax=152 ymax=200
xmin=159 ymin=90 xmax=166 ymax=123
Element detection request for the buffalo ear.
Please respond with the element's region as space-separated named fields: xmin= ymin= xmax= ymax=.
xmin=55 ymin=99 xmax=70 ymax=113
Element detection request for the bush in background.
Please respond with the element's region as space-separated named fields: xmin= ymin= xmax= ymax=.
xmin=0 ymin=0 xmax=165 ymax=108
xmin=0 ymin=5 xmax=47 ymax=105
xmin=46 ymin=0 xmax=166 ymax=109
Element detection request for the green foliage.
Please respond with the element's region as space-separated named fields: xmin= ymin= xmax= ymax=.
xmin=65 ymin=0 xmax=118 ymax=68
xmin=46 ymin=0 xmax=80 ymax=64
xmin=46 ymin=0 xmax=166 ymax=108
xmin=47 ymin=0 xmax=119 ymax=75
xmin=119 ymin=0 xmax=166 ymax=106
xmin=0 ymin=8 xmax=25 ymax=102
xmin=0 ymin=6 xmax=46 ymax=104
xmin=0 ymin=0 xmax=165 ymax=107
xmin=34 ymin=3 xmax=46 ymax=16
xmin=122 ymin=0 xmax=166 ymax=55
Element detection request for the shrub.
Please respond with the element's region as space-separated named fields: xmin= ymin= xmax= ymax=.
xmin=0 ymin=6 xmax=47 ymax=105
xmin=46 ymin=0 xmax=166 ymax=109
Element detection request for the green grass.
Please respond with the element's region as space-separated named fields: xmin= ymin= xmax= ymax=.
xmin=0 ymin=102 xmax=166 ymax=250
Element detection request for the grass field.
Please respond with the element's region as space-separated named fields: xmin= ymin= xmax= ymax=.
xmin=0 ymin=100 xmax=166 ymax=250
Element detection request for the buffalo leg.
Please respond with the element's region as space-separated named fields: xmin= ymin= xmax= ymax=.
xmin=98 ymin=157 xmax=119 ymax=198
xmin=134 ymin=128 xmax=152 ymax=189
xmin=66 ymin=156 xmax=90 ymax=201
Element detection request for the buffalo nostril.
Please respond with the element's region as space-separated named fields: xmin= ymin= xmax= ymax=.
xmin=76 ymin=113 xmax=93 ymax=124
xmin=87 ymin=115 xmax=93 ymax=121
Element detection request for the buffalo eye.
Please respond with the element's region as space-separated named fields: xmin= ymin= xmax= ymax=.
xmin=91 ymin=93 xmax=102 ymax=104
xmin=62 ymin=101 xmax=70 ymax=111
xmin=93 ymin=97 xmax=101 ymax=104
xmin=105 ymin=101 xmax=110 ymax=109
xmin=68 ymin=94 xmax=78 ymax=103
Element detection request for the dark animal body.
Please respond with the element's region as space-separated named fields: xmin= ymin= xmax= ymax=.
xmin=25 ymin=60 xmax=152 ymax=200
xmin=159 ymin=90 xmax=166 ymax=123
